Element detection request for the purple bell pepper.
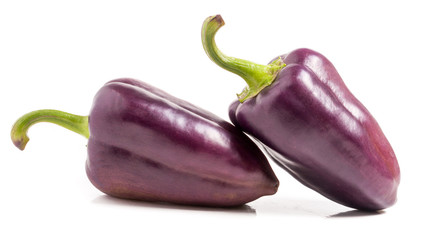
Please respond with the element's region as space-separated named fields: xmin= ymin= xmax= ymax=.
xmin=11 ymin=78 xmax=278 ymax=207
xmin=202 ymin=15 xmax=400 ymax=211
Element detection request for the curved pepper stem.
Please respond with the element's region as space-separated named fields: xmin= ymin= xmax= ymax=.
xmin=11 ymin=109 xmax=89 ymax=150
xmin=201 ymin=15 xmax=286 ymax=102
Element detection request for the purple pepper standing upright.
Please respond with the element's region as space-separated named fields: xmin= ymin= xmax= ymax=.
xmin=202 ymin=15 xmax=400 ymax=211
xmin=11 ymin=78 xmax=279 ymax=207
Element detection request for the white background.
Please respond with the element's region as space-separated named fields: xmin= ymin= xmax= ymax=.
xmin=1 ymin=0 xmax=425 ymax=239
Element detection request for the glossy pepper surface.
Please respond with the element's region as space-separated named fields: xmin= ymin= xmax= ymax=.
xmin=202 ymin=15 xmax=400 ymax=211
xmin=11 ymin=78 xmax=278 ymax=207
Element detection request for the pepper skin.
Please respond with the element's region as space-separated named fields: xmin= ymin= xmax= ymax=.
xmin=11 ymin=78 xmax=278 ymax=207
xmin=202 ymin=15 xmax=400 ymax=211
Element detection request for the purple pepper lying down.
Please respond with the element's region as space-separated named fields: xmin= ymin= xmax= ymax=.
xmin=202 ymin=15 xmax=400 ymax=211
xmin=11 ymin=78 xmax=278 ymax=207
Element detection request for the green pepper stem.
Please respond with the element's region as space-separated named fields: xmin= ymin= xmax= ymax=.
xmin=201 ymin=15 xmax=286 ymax=102
xmin=11 ymin=109 xmax=89 ymax=150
